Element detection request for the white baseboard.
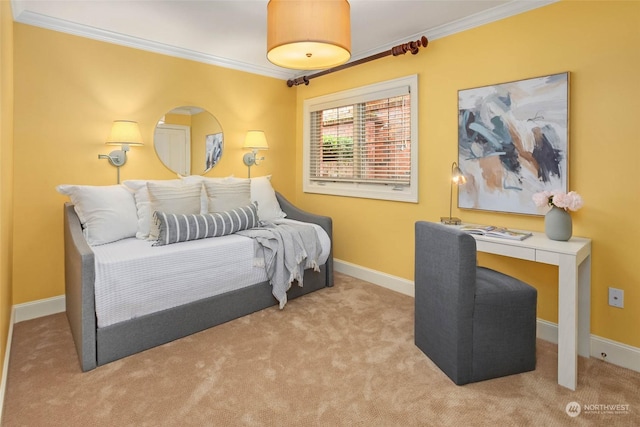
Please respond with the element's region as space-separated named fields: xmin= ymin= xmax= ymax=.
xmin=0 ymin=308 xmax=15 ymax=423
xmin=334 ymin=258 xmax=640 ymax=374
xmin=6 ymin=266 xmax=640 ymax=374
xmin=13 ymin=295 xmax=65 ymax=323
xmin=590 ymin=334 xmax=640 ymax=372
xmin=334 ymin=259 xmax=415 ymax=297
xmin=536 ymin=318 xmax=558 ymax=344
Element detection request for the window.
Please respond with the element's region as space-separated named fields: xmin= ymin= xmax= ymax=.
xmin=303 ymin=75 xmax=418 ymax=202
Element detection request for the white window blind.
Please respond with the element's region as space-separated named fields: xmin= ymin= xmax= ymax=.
xmin=303 ymin=75 xmax=418 ymax=202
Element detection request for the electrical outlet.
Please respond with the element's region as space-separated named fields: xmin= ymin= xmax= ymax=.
xmin=608 ymin=287 xmax=624 ymax=308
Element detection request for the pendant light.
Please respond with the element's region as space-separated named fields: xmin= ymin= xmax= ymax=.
xmin=267 ymin=0 xmax=351 ymax=70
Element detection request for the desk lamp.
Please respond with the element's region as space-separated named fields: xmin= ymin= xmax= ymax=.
xmin=441 ymin=161 xmax=466 ymax=225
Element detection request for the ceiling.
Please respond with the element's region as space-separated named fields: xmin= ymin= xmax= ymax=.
xmin=11 ymin=0 xmax=555 ymax=80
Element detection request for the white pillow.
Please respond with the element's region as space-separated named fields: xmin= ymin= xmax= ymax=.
xmin=180 ymin=175 xmax=235 ymax=185
xmin=181 ymin=174 xmax=286 ymax=220
xmin=56 ymin=184 xmax=138 ymax=246
xmin=180 ymin=175 xmax=235 ymax=213
xmin=250 ymin=175 xmax=286 ymax=221
xmin=203 ymin=179 xmax=251 ymax=213
xmin=122 ymin=179 xmax=182 ymax=239
xmin=146 ymin=181 xmax=203 ymax=240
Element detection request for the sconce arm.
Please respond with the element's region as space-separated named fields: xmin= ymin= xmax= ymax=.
xmin=98 ymin=149 xmax=127 ymax=167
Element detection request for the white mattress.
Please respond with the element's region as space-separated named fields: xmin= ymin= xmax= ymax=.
xmin=92 ymin=219 xmax=330 ymax=328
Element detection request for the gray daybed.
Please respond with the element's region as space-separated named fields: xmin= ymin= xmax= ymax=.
xmin=64 ymin=193 xmax=333 ymax=371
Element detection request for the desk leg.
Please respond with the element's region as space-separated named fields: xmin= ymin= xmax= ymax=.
xmin=558 ymin=254 xmax=578 ymax=390
xmin=578 ymin=255 xmax=591 ymax=358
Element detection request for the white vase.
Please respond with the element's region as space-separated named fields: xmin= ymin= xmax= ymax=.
xmin=545 ymin=206 xmax=572 ymax=241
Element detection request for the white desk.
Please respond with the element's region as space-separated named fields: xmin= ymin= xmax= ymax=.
xmin=471 ymin=230 xmax=591 ymax=390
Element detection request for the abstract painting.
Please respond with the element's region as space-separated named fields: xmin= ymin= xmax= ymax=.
xmin=458 ymin=72 xmax=569 ymax=215
xmin=205 ymin=133 xmax=223 ymax=172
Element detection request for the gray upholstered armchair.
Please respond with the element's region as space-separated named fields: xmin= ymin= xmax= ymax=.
xmin=414 ymin=221 xmax=537 ymax=385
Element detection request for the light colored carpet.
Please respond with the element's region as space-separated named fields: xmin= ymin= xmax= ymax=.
xmin=2 ymin=273 xmax=639 ymax=426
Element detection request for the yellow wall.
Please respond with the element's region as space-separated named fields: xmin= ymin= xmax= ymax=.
xmin=7 ymin=1 xmax=640 ymax=356
xmin=164 ymin=112 xmax=191 ymax=127
xmin=294 ymin=1 xmax=640 ymax=348
xmin=0 ymin=0 xmax=15 ymax=384
xmin=12 ymin=24 xmax=296 ymax=304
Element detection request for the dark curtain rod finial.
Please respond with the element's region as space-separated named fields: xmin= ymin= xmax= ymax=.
xmin=286 ymin=75 xmax=310 ymax=88
xmin=286 ymin=35 xmax=429 ymax=87
xmin=392 ymin=36 xmax=428 ymax=56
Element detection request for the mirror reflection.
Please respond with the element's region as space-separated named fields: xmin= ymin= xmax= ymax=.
xmin=154 ymin=106 xmax=223 ymax=175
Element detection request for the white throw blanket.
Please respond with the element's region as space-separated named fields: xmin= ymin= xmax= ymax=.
xmin=236 ymin=221 xmax=322 ymax=309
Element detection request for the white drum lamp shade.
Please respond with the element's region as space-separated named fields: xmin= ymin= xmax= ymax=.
xmin=243 ymin=130 xmax=269 ymax=150
xmin=99 ymin=120 xmax=144 ymax=183
xmin=106 ymin=120 xmax=144 ymax=147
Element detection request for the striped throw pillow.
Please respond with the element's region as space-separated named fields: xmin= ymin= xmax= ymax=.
xmin=153 ymin=202 xmax=259 ymax=246
xmin=203 ymin=179 xmax=251 ymax=213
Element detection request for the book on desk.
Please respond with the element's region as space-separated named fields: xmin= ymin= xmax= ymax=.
xmin=460 ymin=225 xmax=533 ymax=241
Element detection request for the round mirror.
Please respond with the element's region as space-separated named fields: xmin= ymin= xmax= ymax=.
xmin=154 ymin=106 xmax=223 ymax=175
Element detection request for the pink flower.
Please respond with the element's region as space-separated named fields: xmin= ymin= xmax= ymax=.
xmin=532 ymin=190 xmax=584 ymax=211
xmin=566 ymin=191 xmax=584 ymax=211
xmin=551 ymin=191 xmax=571 ymax=209
xmin=532 ymin=191 xmax=551 ymax=208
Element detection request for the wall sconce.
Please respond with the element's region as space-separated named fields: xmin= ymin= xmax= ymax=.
xmin=441 ymin=162 xmax=467 ymax=225
xmin=99 ymin=120 xmax=144 ymax=183
xmin=267 ymin=0 xmax=351 ymax=70
xmin=242 ymin=130 xmax=269 ymax=178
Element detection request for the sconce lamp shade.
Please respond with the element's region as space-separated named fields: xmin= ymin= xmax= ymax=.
xmin=243 ymin=130 xmax=269 ymax=150
xmin=267 ymin=0 xmax=351 ymax=70
xmin=100 ymin=120 xmax=143 ymax=184
xmin=243 ymin=131 xmax=268 ymax=178
xmin=106 ymin=120 xmax=144 ymax=146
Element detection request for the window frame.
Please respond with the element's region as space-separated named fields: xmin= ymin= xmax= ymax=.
xmin=303 ymin=75 xmax=418 ymax=203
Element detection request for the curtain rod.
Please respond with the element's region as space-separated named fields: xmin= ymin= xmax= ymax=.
xmin=286 ymin=36 xmax=428 ymax=87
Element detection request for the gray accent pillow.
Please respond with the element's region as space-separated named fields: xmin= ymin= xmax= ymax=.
xmin=153 ymin=202 xmax=259 ymax=246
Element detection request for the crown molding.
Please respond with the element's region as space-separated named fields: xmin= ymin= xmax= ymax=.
xmin=427 ymin=0 xmax=558 ymax=40
xmin=347 ymin=0 xmax=558 ymax=64
xmin=13 ymin=1 xmax=558 ymax=81
xmin=12 ymin=10 xmax=296 ymax=81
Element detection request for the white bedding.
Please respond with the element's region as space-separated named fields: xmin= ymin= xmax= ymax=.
xmin=92 ymin=219 xmax=330 ymax=328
